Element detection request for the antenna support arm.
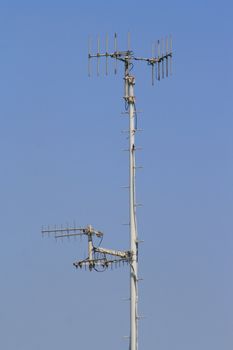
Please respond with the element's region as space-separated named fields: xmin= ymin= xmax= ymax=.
xmin=94 ymin=246 xmax=131 ymax=259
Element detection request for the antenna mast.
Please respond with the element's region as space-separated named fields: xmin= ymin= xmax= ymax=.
xmin=42 ymin=33 xmax=172 ymax=350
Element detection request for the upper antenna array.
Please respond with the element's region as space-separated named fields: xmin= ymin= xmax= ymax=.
xmin=88 ymin=33 xmax=172 ymax=84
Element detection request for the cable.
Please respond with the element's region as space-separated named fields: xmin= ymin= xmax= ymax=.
xmin=129 ymin=62 xmax=134 ymax=73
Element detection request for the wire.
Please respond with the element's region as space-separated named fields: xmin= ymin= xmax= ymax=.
xmin=129 ymin=62 xmax=134 ymax=73
xmin=97 ymin=235 xmax=103 ymax=248
xmin=93 ymin=249 xmax=108 ymax=272
xmin=94 ymin=265 xmax=107 ymax=273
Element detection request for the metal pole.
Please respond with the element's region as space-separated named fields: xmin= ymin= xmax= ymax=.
xmin=88 ymin=234 xmax=93 ymax=260
xmin=126 ymin=68 xmax=138 ymax=350
xmin=87 ymin=225 xmax=93 ymax=261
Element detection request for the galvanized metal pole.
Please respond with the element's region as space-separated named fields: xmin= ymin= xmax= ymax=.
xmin=125 ymin=65 xmax=138 ymax=350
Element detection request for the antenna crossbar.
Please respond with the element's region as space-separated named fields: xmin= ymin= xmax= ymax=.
xmin=94 ymin=246 xmax=131 ymax=259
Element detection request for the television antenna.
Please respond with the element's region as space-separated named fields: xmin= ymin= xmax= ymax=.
xmin=42 ymin=33 xmax=172 ymax=350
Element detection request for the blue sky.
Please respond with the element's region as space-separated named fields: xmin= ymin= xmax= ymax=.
xmin=0 ymin=1 xmax=232 ymax=350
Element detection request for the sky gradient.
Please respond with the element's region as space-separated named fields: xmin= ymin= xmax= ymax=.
xmin=0 ymin=1 xmax=232 ymax=350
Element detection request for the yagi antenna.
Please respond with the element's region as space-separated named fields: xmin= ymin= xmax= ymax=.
xmin=42 ymin=224 xmax=130 ymax=271
xmin=43 ymin=33 xmax=173 ymax=350
xmin=88 ymin=33 xmax=173 ymax=85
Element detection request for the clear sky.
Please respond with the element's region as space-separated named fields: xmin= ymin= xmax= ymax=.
xmin=0 ymin=1 xmax=232 ymax=350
